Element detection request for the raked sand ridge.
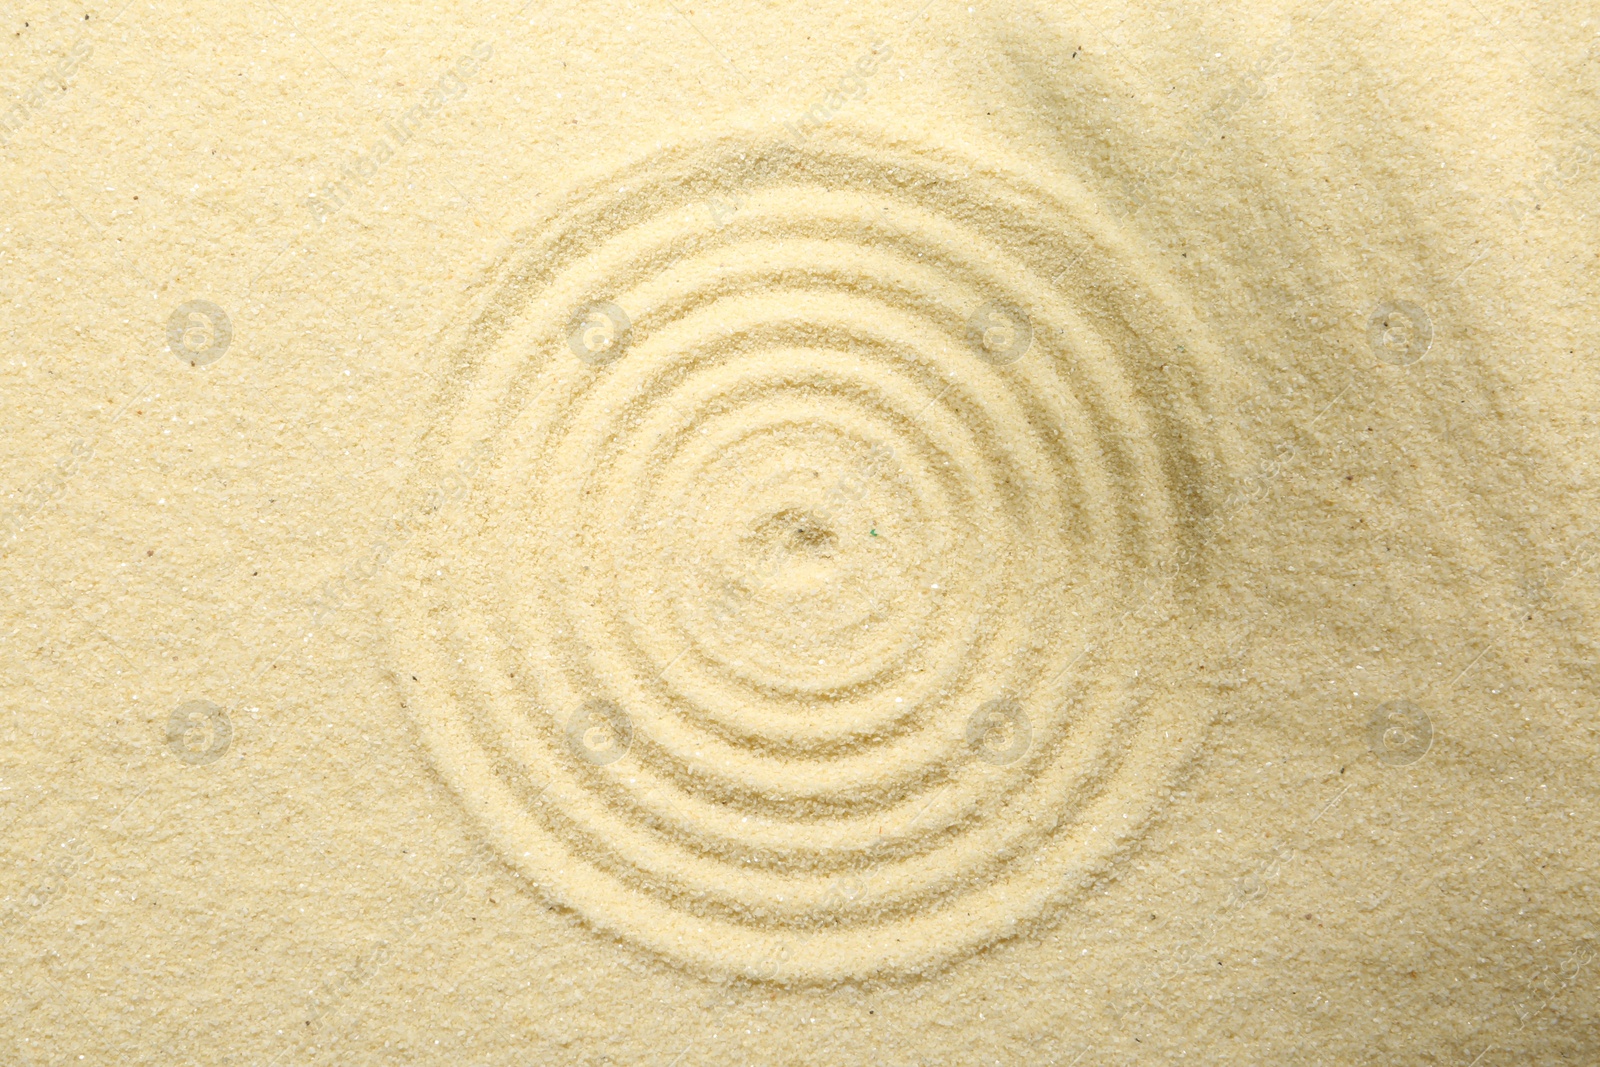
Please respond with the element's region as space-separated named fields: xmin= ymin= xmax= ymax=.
xmin=384 ymin=131 xmax=1258 ymax=982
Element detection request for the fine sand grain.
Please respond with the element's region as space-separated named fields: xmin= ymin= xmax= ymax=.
xmin=2 ymin=1 xmax=1597 ymax=1063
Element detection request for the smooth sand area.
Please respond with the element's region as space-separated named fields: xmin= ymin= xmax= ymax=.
xmin=2 ymin=1 xmax=1596 ymax=1063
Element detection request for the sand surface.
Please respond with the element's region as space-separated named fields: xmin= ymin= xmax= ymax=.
xmin=2 ymin=0 xmax=1598 ymax=1063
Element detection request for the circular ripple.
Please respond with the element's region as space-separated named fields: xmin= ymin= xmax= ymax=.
xmin=386 ymin=131 xmax=1243 ymax=983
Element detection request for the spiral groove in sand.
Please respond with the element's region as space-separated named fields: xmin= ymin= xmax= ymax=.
xmin=387 ymin=134 xmax=1238 ymax=982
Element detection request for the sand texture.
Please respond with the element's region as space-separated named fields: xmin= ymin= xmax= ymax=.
xmin=2 ymin=0 xmax=1597 ymax=1064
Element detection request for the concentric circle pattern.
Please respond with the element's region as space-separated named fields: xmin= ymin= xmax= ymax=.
xmin=388 ymin=132 xmax=1241 ymax=983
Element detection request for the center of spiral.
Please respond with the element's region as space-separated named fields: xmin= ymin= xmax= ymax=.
xmin=769 ymin=507 xmax=838 ymax=557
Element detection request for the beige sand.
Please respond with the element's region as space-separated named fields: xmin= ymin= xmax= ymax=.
xmin=2 ymin=0 xmax=1596 ymax=1063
